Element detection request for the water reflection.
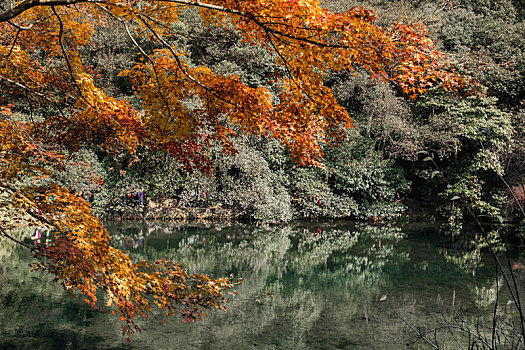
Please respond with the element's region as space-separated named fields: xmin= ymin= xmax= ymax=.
xmin=0 ymin=222 xmax=507 ymax=349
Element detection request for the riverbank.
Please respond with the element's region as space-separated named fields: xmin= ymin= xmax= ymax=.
xmin=102 ymin=198 xmax=248 ymax=222
xmin=100 ymin=196 xmax=439 ymax=224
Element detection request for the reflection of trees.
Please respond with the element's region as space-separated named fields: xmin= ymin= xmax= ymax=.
xmin=120 ymin=224 xmax=408 ymax=294
xmin=0 ymin=228 xmax=32 ymax=260
xmin=290 ymin=225 xmax=408 ymax=291
xmin=441 ymin=227 xmax=504 ymax=272
xmin=2 ymin=222 xmax=508 ymax=349
xmin=108 ymin=223 xmax=412 ymax=349
xmin=406 ymin=225 xmax=525 ymax=349
xmin=475 ymin=277 xmax=503 ymax=308
xmin=292 ymin=229 xmax=360 ymax=272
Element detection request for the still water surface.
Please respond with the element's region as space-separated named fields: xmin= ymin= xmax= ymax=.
xmin=0 ymin=221 xmax=510 ymax=349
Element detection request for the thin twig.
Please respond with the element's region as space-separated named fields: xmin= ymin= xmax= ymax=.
xmin=121 ymin=18 xmax=173 ymax=123
xmin=391 ymin=308 xmax=439 ymax=349
xmin=441 ymin=312 xmax=465 ymax=350
xmin=51 ymin=6 xmax=89 ymax=105
xmin=493 ymin=262 xmax=499 ymax=349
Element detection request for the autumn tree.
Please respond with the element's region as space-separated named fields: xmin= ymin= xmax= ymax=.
xmin=0 ymin=0 xmax=464 ymax=338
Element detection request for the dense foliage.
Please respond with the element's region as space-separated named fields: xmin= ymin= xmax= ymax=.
xmin=0 ymin=0 xmax=480 ymax=338
xmin=76 ymin=0 xmax=524 ymax=226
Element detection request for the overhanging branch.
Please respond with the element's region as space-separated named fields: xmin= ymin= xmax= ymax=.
xmin=0 ymin=0 xmax=103 ymax=23
xmin=163 ymin=0 xmax=348 ymax=49
xmin=1 ymin=0 xmax=349 ymax=50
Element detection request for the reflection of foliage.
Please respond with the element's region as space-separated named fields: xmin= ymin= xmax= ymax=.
xmin=123 ymin=224 xmax=409 ymax=295
xmin=124 ymin=223 xmax=412 ymax=348
xmin=2 ymin=222 xmax=511 ymax=349
xmin=474 ymin=277 xmax=503 ymax=308
xmin=291 ymin=225 xmax=409 ymax=290
xmin=442 ymin=228 xmax=505 ymax=271
xmin=352 ymin=223 xmax=405 ymax=241
xmin=293 ymin=229 xmax=360 ymax=272
xmin=0 ymin=239 xmax=95 ymax=346
xmin=412 ymin=223 xmax=525 ymax=349
xmin=345 ymin=224 xmax=407 ymax=286
xmin=263 ymin=289 xmax=322 ymax=350
xmin=0 ymin=229 xmax=28 ymax=261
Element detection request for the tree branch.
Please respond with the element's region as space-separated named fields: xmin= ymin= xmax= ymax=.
xmin=136 ymin=12 xmax=237 ymax=108
xmin=0 ymin=0 xmax=103 ymax=23
xmin=163 ymin=0 xmax=348 ymax=49
xmin=0 ymin=226 xmax=45 ymax=256
xmin=2 ymin=0 xmax=355 ymax=52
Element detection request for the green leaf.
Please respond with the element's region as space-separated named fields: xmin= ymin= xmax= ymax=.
xmin=450 ymin=196 xmax=460 ymax=201
xmin=423 ymin=157 xmax=432 ymax=162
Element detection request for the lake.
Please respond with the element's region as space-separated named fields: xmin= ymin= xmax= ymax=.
xmin=0 ymin=221 xmax=521 ymax=349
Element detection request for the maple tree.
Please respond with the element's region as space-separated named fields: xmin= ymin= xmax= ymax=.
xmin=0 ymin=0 xmax=465 ymax=338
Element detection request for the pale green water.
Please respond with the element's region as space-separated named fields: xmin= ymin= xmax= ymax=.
xmin=0 ymin=221 xmax=516 ymax=349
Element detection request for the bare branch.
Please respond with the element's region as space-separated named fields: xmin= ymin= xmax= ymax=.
xmin=51 ymin=6 xmax=86 ymax=102
xmin=0 ymin=0 xmax=103 ymax=23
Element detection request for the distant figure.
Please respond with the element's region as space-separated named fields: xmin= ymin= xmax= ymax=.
xmin=139 ymin=191 xmax=144 ymax=206
xmin=31 ymin=228 xmax=41 ymax=245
